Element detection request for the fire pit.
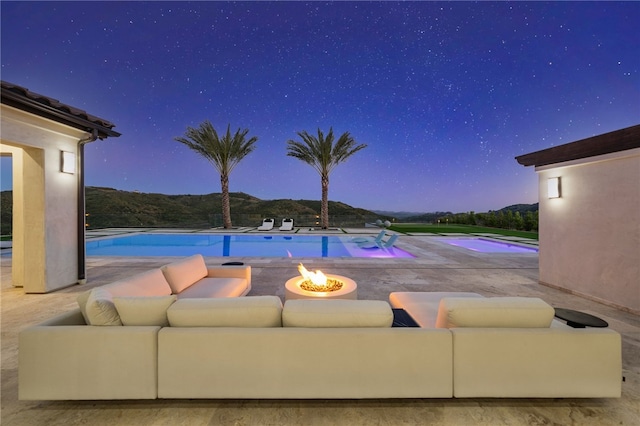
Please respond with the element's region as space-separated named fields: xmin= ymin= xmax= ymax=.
xmin=285 ymin=263 xmax=357 ymax=301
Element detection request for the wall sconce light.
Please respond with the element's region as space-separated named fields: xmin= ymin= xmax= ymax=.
xmin=61 ymin=151 xmax=76 ymax=174
xmin=548 ymin=177 xmax=561 ymax=199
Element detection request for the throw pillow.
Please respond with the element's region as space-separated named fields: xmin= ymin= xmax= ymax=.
xmin=85 ymin=287 xmax=122 ymax=326
xmin=113 ymin=295 xmax=177 ymax=326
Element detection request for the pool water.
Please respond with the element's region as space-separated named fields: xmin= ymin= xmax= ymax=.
xmin=86 ymin=234 xmax=415 ymax=258
xmin=438 ymin=238 xmax=538 ymax=253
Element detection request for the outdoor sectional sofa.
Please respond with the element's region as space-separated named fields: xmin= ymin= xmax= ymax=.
xmin=19 ymin=263 xmax=621 ymax=400
xmin=74 ymin=253 xmax=252 ymax=327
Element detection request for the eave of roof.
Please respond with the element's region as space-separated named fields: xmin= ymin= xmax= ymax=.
xmin=515 ymin=124 xmax=640 ymax=167
xmin=1 ymin=81 xmax=120 ymax=139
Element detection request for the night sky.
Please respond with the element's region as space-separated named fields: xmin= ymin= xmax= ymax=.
xmin=1 ymin=1 xmax=638 ymax=213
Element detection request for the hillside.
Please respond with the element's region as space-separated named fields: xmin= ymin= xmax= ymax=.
xmin=0 ymin=187 xmax=386 ymax=232
xmin=400 ymin=204 xmax=539 ymax=223
xmin=0 ymin=187 xmax=538 ymax=233
xmin=498 ymin=203 xmax=540 ymax=214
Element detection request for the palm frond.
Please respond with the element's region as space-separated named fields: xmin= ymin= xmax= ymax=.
xmin=175 ymin=120 xmax=258 ymax=176
xmin=286 ymin=127 xmax=367 ymax=176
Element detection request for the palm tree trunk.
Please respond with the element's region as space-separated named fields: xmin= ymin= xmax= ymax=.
xmin=321 ymin=174 xmax=329 ymax=229
xmin=220 ymin=173 xmax=232 ymax=229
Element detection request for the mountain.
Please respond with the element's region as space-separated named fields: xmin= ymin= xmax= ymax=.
xmin=401 ymin=212 xmax=455 ymax=223
xmin=84 ymin=187 xmax=386 ymax=228
xmin=386 ymin=203 xmax=539 ymax=223
xmin=497 ymin=203 xmax=539 ymax=214
xmin=371 ymin=210 xmax=426 ymax=219
xmin=0 ymin=187 xmax=538 ymax=232
xmin=0 ymin=187 xmax=389 ymax=232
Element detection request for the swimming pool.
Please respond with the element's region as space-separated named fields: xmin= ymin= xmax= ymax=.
xmin=437 ymin=238 xmax=538 ymax=253
xmin=86 ymin=234 xmax=415 ymax=258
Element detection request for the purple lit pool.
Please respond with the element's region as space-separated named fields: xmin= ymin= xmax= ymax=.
xmin=438 ymin=238 xmax=538 ymax=253
xmin=86 ymin=234 xmax=415 ymax=258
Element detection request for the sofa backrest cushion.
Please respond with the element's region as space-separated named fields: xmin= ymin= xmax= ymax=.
xmin=82 ymin=287 xmax=123 ymax=326
xmin=167 ymin=296 xmax=283 ymax=327
xmin=113 ymin=295 xmax=177 ymax=326
xmin=282 ymin=299 xmax=394 ymax=328
xmin=102 ymin=269 xmax=173 ymax=297
xmin=161 ymin=254 xmax=208 ymax=294
xmin=435 ymin=297 xmax=555 ymax=329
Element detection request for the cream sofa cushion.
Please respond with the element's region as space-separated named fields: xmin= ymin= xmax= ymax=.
xmin=176 ymin=277 xmax=248 ymax=299
xmin=102 ymin=269 xmax=173 ymax=297
xmin=83 ymin=288 xmax=122 ymax=326
xmin=167 ymin=296 xmax=283 ymax=327
xmin=114 ymin=295 xmax=177 ymax=326
xmin=283 ymin=300 xmax=393 ymax=328
xmin=435 ymin=297 xmax=554 ymax=329
xmin=161 ymin=254 xmax=208 ymax=293
xmin=389 ymin=291 xmax=484 ymax=328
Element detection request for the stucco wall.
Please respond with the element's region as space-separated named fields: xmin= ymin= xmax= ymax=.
xmin=1 ymin=105 xmax=86 ymax=292
xmin=537 ymin=148 xmax=640 ymax=314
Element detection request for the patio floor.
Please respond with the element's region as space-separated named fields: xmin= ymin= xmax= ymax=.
xmin=1 ymin=230 xmax=638 ymax=425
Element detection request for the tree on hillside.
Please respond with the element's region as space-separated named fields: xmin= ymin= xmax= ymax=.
xmin=175 ymin=121 xmax=258 ymax=229
xmin=286 ymin=128 xmax=366 ymax=229
xmin=523 ymin=211 xmax=538 ymax=231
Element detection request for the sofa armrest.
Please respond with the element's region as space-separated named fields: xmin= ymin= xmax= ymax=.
xmin=19 ymin=323 xmax=160 ymax=400
xmin=207 ymin=266 xmax=251 ymax=291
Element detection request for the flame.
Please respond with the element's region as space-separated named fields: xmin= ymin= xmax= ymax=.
xmin=298 ymin=263 xmax=327 ymax=286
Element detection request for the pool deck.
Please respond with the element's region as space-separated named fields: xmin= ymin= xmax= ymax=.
xmin=1 ymin=228 xmax=638 ymax=425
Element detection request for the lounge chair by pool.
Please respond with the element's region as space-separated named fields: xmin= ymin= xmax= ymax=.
xmin=359 ymin=233 xmax=399 ymax=249
xmin=257 ymin=218 xmax=274 ymax=231
xmin=379 ymin=234 xmax=399 ymax=248
xmin=352 ymin=230 xmax=386 ymax=244
xmin=279 ymin=218 xmax=294 ymax=231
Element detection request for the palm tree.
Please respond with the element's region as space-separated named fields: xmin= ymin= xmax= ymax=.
xmin=286 ymin=128 xmax=367 ymax=229
xmin=175 ymin=121 xmax=258 ymax=229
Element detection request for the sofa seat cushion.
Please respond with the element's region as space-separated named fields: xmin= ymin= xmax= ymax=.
xmin=389 ymin=292 xmax=483 ymax=328
xmin=436 ymin=297 xmax=555 ymax=329
xmin=283 ymin=299 xmax=393 ymax=328
xmin=103 ymin=269 xmax=173 ymax=297
xmin=114 ymin=295 xmax=177 ymax=326
xmin=167 ymin=296 xmax=283 ymax=327
xmin=175 ymin=277 xmax=248 ymax=298
xmin=161 ymin=254 xmax=208 ymax=294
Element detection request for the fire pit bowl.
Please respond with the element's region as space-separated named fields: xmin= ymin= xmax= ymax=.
xmin=285 ymin=274 xmax=358 ymax=301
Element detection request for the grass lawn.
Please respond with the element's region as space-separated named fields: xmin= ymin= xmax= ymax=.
xmin=388 ymin=224 xmax=538 ymax=240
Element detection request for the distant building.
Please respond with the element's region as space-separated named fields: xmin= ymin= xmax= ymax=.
xmin=516 ymin=124 xmax=640 ymax=314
